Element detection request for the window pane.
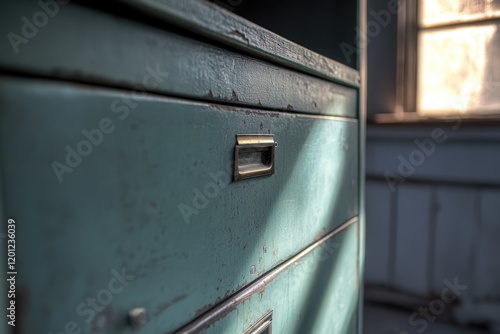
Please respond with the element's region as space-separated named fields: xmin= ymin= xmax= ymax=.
xmin=420 ymin=0 xmax=500 ymax=27
xmin=417 ymin=24 xmax=500 ymax=115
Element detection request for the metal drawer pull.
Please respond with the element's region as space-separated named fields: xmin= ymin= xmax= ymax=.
xmin=243 ymin=310 xmax=273 ymax=334
xmin=234 ymin=134 xmax=275 ymax=181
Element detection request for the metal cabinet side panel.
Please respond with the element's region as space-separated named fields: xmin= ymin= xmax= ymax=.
xmin=0 ymin=77 xmax=358 ymax=333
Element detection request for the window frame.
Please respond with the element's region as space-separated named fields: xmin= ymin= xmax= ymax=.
xmin=375 ymin=0 xmax=500 ymax=123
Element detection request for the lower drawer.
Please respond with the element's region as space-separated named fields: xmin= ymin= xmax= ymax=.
xmin=0 ymin=76 xmax=358 ymax=333
xmin=175 ymin=220 xmax=359 ymax=334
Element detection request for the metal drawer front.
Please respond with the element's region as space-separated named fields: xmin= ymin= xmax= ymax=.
xmin=175 ymin=220 xmax=359 ymax=334
xmin=0 ymin=77 xmax=358 ymax=334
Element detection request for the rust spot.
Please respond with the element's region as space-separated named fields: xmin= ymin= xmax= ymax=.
xmin=244 ymin=110 xmax=279 ymax=118
xmin=195 ymin=302 xmax=214 ymax=317
xmin=313 ymin=228 xmax=327 ymax=242
xmin=273 ymin=259 xmax=285 ymax=267
xmin=149 ymin=201 xmax=157 ymax=209
xmin=235 ymin=281 xmax=248 ymax=293
xmin=195 ymin=280 xmax=248 ymax=317
xmin=230 ymin=90 xmax=239 ymax=102
xmin=209 ymin=103 xmax=233 ymax=112
xmin=154 ymin=294 xmax=188 ymax=317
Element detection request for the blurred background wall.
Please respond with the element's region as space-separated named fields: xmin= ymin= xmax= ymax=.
xmin=364 ymin=0 xmax=500 ymax=331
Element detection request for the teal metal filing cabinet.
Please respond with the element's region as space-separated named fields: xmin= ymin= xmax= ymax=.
xmin=0 ymin=1 xmax=365 ymax=333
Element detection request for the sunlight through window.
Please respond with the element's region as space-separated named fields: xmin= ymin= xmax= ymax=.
xmin=417 ymin=0 xmax=500 ymax=116
xmin=420 ymin=0 xmax=500 ymax=27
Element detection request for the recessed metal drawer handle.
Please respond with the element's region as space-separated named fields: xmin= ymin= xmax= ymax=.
xmin=234 ymin=134 xmax=275 ymax=181
xmin=243 ymin=310 xmax=272 ymax=334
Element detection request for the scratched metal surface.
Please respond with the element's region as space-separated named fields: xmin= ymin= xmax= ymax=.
xmin=0 ymin=77 xmax=358 ymax=333
xmin=0 ymin=0 xmax=357 ymax=118
xmin=176 ymin=220 xmax=359 ymax=334
xmin=118 ymin=0 xmax=361 ymax=88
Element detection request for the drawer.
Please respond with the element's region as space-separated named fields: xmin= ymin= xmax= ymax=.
xmin=117 ymin=0 xmax=361 ymax=87
xmin=0 ymin=76 xmax=358 ymax=333
xmin=0 ymin=0 xmax=357 ymax=118
xmin=175 ymin=220 xmax=359 ymax=334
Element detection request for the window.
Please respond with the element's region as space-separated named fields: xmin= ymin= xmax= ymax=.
xmin=397 ymin=0 xmax=500 ymax=118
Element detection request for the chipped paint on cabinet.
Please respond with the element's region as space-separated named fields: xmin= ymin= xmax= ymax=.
xmin=0 ymin=77 xmax=359 ymax=333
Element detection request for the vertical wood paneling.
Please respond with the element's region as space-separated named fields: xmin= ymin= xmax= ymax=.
xmin=426 ymin=187 xmax=438 ymax=293
xmin=365 ymin=180 xmax=392 ymax=285
xmin=394 ymin=184 xmax=431 ymax=295
xmin=432 ymin=187 xmax=478 ymax=295
xmin=365 ymin=128 xmax=500 ymax=307
xmin=474 ymin=190 xmax=500 ymax=301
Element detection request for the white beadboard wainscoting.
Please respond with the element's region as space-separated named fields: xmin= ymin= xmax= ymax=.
xmin=364 ymin=125 xmax=500 ymax=331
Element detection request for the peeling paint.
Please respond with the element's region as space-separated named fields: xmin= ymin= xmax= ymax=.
xmin=230 ymin=90 xmax=239 ymax=102
xmin=228 ymin=29 xmax=250 ymax=45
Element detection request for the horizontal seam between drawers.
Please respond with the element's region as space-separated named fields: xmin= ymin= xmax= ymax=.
xmin=0 ymin=69 xmax=359 ymax=122
xmin=173 ymin=216 xmax=358 ymax=334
